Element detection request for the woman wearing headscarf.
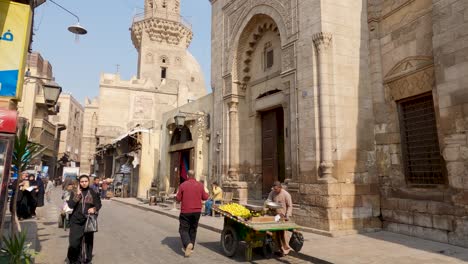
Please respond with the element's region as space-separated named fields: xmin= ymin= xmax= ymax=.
xmin=35 ymin=176 xmax=46 ymax=208
xmin=27 ymin=174 xmax=39 ymax=218
xmin=66 ymin=175 xmax=101 ymax=264
xmin=10 ymin=172 xmax=31 ymax=220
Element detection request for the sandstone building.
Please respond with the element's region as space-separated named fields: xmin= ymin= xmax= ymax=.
xmin=49 ymin=92 xmax=84 ymax=167
xmin=87 ymin=0 xmax=207 ymax=197
xmin=80 ymin=97 xmax=99 ymax=175
xmin=18 ymin=52 xmax=64 ymax=179
xmin=202 ymin=0 xmax=468 ymax=247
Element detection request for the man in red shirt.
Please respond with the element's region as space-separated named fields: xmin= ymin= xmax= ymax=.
xmin=176 ymin=170 xmax=209 ymax=257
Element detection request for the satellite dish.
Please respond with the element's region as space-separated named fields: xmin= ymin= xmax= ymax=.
xmin=68 ymin=23 xmax=87 ymax=35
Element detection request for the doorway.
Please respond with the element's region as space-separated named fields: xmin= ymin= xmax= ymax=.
xmin=170 ymin=149 xmax=194 ymax=188
xmin=261 ymin=107 xmax=285 ymax=196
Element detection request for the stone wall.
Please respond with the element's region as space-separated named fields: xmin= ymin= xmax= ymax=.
xmin=211 ymin=0 xmax=379 ymax=234
xmin=159 ymin=94 xmax=214 ymax=192
xmin=369 ymin=0 xmax=468 ymax=247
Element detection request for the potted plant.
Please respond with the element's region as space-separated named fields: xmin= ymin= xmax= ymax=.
xmin=0 ymin=230 xmax=36 ymax=263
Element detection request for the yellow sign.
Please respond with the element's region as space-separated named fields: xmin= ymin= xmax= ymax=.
xmin=0 ymin=0 xmax=32 ymax=99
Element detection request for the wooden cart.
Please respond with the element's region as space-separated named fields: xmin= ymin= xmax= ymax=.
xmin=213 ymin=206 xmax=298 ymax=261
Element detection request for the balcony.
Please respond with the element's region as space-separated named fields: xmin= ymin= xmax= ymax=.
xmin=30 ymin=118 xmax=56 ymax=156
xmin=132 ymin=11 xmax=192 ymax=29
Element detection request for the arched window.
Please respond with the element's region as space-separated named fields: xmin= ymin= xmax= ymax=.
xmin=170 ymin=125 xmax=192 ymax=145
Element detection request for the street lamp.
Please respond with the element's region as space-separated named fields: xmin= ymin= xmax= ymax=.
xmin=42 ymin=81 xmax=62 ymax=106
xmin=174 ymin=112 xmax=187 ymax=128
xmin=48 ymin=0 xmax=88 ymax=36
xmin=173 ymin=111 xmax=208 ymax=129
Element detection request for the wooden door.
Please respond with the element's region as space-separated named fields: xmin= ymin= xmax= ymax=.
xmin=262 ymin=110 xmax=278 ymax=195
xmin=170 ymin=152 xmax=180 ymax=188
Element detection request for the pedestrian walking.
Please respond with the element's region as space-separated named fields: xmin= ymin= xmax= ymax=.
xmin=90 ymin=177 xmax=100 ymax=195
xmin=27 ymin=174 xmax=39 ymax=218
xmin=45 ymin=178 xmax=54 ymax=203
xmin=36 ymin=176 xmax=46 ymax=208
xmin=66 ymin=175 xmax=102 ymax=264
xmin=176 ymin=170 xmax=209 ymax=257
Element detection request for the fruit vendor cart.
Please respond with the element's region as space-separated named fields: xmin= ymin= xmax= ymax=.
xmin=213 ymin=205 xmax=299 ymax=261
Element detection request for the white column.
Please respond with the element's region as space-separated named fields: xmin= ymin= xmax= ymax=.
xmin=313 ymin=32 xmax=336 ymax=182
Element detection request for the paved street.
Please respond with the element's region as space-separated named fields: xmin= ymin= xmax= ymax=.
xmin=34 ymin=188 xmax=324 ymax=264
xmin=33 ymin=188 xmax=468 ymax=264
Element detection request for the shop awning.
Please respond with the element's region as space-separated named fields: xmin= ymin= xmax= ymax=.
xmin=111 ymin=128 xmax=150 ymax=144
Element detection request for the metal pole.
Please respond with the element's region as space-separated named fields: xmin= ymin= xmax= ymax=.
xmin=48 ymin=0 xmax=80 ymax=22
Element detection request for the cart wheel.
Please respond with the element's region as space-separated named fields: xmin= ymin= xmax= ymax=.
xmin=221 ymin=225 xmax=239 ymax=257
xmin=262 ymin=236 xmax=275 ymax=259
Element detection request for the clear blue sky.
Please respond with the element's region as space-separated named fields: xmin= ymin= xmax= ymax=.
xmin=32 ymin=0 xmax=211 ymax=104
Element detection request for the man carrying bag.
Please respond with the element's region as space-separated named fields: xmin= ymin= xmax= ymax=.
xmin=66 ymin=175 xmax=102 ymax=264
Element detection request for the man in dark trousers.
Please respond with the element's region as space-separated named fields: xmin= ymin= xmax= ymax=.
xmin=176 ymin=170 xmax=208 ymax=257
xmin=66 ymin=175 xmax=102 ymax=264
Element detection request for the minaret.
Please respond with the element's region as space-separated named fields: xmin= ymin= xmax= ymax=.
xmin=131 ymin=0 xmax=193 ymax=85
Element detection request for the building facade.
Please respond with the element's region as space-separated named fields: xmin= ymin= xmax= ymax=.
xmin=369 ymin=0 xmax=468 ymax=248
xmin=159 ymin=94 xmax=213 ymax=192
xmin=206 ymin=0 xmax=468 ymax=247
xmin=18 ymin=52 xmax=64 ymax=179
xmin=89 ymin=0 xmax=207 ymax=198
xmin=80 ymin=97 xmax=99 ymax=175
xmin=50 ymin=92 xmax=84 ymax=165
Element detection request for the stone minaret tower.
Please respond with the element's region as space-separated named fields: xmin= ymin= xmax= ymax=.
xmin=131 ymin=0 xmax=196 ymax=88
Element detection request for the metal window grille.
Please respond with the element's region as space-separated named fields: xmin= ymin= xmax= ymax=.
xmin=398 ymin=93 xmax=445 ymax=185
xmin=265 ymin=49 xmax=274 ymax=69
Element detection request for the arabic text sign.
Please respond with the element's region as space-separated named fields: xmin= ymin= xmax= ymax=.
xmin=0 ymin=0 xmax=32 ymax=99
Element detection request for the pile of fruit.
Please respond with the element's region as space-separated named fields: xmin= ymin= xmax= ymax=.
xmin=219 ymin=203 xmax=251 ymax=219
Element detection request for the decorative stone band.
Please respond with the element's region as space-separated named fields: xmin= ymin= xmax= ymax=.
xmin=312 ymin=32 xmax=333 ymax=53
xmin=131 ymin=17 xmax=193 ymax=49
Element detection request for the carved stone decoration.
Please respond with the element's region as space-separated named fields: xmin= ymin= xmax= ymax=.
xmin=173 ymin=0 xmax=180 ymax=13
xmin=160 ymin=55 xmax=169 ymax=64
xmin=384 ymin=56 xmax=434 ymax=101
xmin=387 ymin=67 xmax=434 ymax=101
xmin=223 ymin=0 xmax=292 ymax=75
xmin=281 ymin=44 xmax=295 ymax=72
xmin=312 ymin=32 xmax=333 ymax=52
xmin=224 ymin=74 xmax=233 ymax=96
xmin=240 ymin=21 xmax=279 ymax=84
xmin=145 ymin=53 xmax=154 ymax=64
xmin=131 ymin=18 xmax=193 ymax=49
xmin=196 ymin=114 xmax=206 ymax=138
xmin=384 ymin=56 xmax=433 ymax=83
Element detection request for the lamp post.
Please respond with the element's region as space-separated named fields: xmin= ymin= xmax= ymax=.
xmin=48 ymin=0 xmax=88 ymax=36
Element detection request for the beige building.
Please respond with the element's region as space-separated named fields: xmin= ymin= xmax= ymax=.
xmin=159 ymin=94 xmax=213 ymax=191
xmin=90 ymin=0 xmax=207 ymax=197
xmin=202 ymin=0 xmax=468 ymax=248
xmin=18 ymin=52 xmax=64 ymax=179
xmin=80 ymin=97 xmax=99 ymax=175
xmin=49 ymin=92 xmax=84 ymax=165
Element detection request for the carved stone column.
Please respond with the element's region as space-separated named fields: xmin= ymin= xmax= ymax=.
xmin=223 ymin=99 xmax=248 ymax=204
xmin=227 ymin=100 xmax=239 ymax=181
xmin=313 ymin=32 xmax=336 ymax=183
